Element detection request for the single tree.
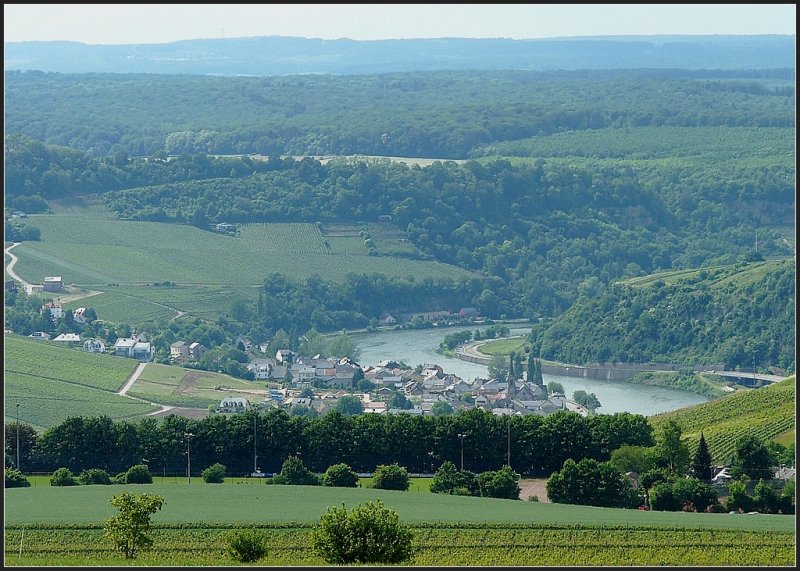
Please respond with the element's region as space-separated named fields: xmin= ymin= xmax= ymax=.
xmin=690 ymin=433 xmax=714 ymax=481
xmin=103 ymin=491 xmax=165 ymax=559
xmin=655 ymin=419 xmax=690 ymax=475
xmin=730 ymin=434 xmax=772 ymax=481
xmin=335 ymin=395 xmax=364 ymax=416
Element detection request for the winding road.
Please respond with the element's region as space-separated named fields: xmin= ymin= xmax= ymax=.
xmin=116 ymin=361 xmax=175 ymax=416
xmin=4 ymin=242 xmax=35 ymax=294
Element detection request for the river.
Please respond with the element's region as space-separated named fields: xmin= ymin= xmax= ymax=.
xmin=352 ymin=325 xmax=710 ymax=417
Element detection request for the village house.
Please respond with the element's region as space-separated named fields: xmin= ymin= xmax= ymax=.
xmin=83 ymin=338 xmax=106 ymax=353
xmin=247 ymin=359 xmax=273 ymax=380
xmin=113 ymin=337 xmax=154 ymax=362
xmin=378 ymin=313 xmax=397 ymax=325
xmin=458 ymin=307 xmax=479 ymax=319
xmin=170 ymin=341 xmax=190 ymax=363
xmin=218 ymin=397 xmax=250 ymax=413
xmin=188 ymin=342 xmax=206 ymax=360
xmin=72 ymin=307 xmax=87 ymax=325
xmin=41 ymin=301 xmax=63 ymax=320
xmin=52 ymin=332 xmax=81 ymax=344
xmin=27 ymin=331 xmax=51 ymax=340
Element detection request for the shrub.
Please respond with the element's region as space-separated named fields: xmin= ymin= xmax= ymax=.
xmin=201 ymin=463 xmax=226 ymax=484
xmin=79 ymin=468 xmax=112 ymax=485
xmin=50 ymin=467 xmax=78 ymax=486
xmin=5 ymin=467 xmax=31 ymax=488
xmin=430 ymin=461 xmax=478 ymax=496
xmin=477 ymin=465 xmax=521 ymax=500
xmin=649 ymin=482 xmax=681 ymax=511
xmin=225 ymin=529 xmax=268 ymax=562
xmin=528 ymin=495 xmax=539 ymax=502
xmin=311 ymin=500 xmax=414 ymax=564
xmin=103 ymin=491 xmax=165 ymax=559
xmin=272 ymin=456 xmax=319 ymax=486
xmin=125 ymin=464 xmax=153 ymax=484
xmin=113 ymin=472 xmax=127 ymax=484
xmin=321 ymin=463 xmax=358 ymax=487
xmin=725 ymin=478 xmax=753 ymax=513
xmin=372 ymin=463 xmax=410 ymax=491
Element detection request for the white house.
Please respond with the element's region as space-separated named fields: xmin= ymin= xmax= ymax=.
xmin=113 ymin=337 xmax=154 ymax=362
xmin=218 ymin=397 xmax=251 ymax=413
xmin=83 ymin=338 xmax=106 ymax=353
xmin=53 ymin=333 xmax=81 ymax=343
xmin=41 ymin=301 xmax=63 ymax=320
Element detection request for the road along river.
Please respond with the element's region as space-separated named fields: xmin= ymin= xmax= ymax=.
xmin=353 ymin=325 xmax=709 ymax=416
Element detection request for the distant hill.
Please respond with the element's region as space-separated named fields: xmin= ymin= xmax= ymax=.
xmin=4 ymin=34 xmax=796 ymax=75
xmin=649 ymin=376 xmax=795 ymax=465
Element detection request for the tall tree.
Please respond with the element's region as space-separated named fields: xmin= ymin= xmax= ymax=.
xmin=690 ymin=432 xmax=713 ymax=481
xmin=655 ymin=418 xmax=690 ymax=475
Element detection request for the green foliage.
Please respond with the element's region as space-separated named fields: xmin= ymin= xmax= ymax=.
xmin=389 ymin=393 xmax=414 ymax=410
xmin=334 ymin=395 xmax=364 ymax=416
xmin=272 ymin=456 xmax=319 ymax=486
xmin=547 ymin=381 xmax=564 ymax=395
xmin=50 ymin=467 xmax=78 ymax=487
xmin=476 ymin=465 xmax=521 ymax=500
xmin=670 ymin=477 xmax=719 ymax=512
xmin=547 ymin=458 xmax=639 ymax=508
xmin=431 ymin=401 xmax=454 ymax=416
xmin=102 ymin=491 xmax=165 ymax=558
xmin=5 ymin=467 xmax=31 ymax=488
xmin=372 ymin=464 xmax=410 ymax=491
xmin=78 ymin=468 xmax=112 ymax=485
xmin=655 ymin=419 xmax=690 ymax=475
xmin=649 ymin=376 xmax=796 ymax=464
xmin=725 ymin=478 xmax=753 ymax=513
xmin=730 ymin=434 xmax=773 ymax=481
xmin=430 ymin=461 xmax=478 ymax=496
xmin=310 ymin=500 xmax=414 ymax=564
xmin=225 ymin=529 xmax=268 ymax=562
xmin=201 ymin=463 xmax=226 ymax=484
xmin=609 ymin=445 xmax=658 ymax=475
xmin=321 ymin=463 xmax=358 ymax=488
xmin=690 ymin=433 xmax=714 ymax=481
xmin=125 ymin=464 xmax=153 ymax=484
xmin=753 ymin=479 xmax=781 ymax=514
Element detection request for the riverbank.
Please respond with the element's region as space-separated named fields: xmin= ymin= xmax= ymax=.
xmin=455 ymin=338 xmax=730 ymax=398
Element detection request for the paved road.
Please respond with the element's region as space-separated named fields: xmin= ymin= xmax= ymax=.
xmin=116 ymin=361 xmax=175 ymax=416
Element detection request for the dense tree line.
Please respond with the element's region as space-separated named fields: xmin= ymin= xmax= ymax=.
xmin=531 ymin=260 xmax=796 ymax=371
xmin=5 ymin=69 xmax=794 ymax=159
xmin=4 ymin=409 xmax=653 ymax=478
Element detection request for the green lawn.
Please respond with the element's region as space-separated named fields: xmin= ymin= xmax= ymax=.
xmin=4 ymin=484 xmax=795 ymax=531
xmin=476 ymin=337 xmax=528 ymax=357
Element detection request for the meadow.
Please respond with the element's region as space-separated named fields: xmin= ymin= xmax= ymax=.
xmin=12 ymin=205 xmax=473 ymax=324
xmin=4 ymin=484 xmax=795 ymax=566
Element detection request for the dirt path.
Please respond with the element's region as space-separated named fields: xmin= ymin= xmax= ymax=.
xmin=4 ymin=242 xmax=34 ymax=294
xmin=518 ymin=479 xmax=550 ymax=502
xmin=116 ymin=361 xmax=175 ymax=416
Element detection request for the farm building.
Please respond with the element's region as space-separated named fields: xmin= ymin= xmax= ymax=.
xmin=42 ymin=276 xmax=63 ymax=292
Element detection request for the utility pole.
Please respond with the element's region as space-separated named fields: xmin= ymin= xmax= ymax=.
xmin=253 ymin=414 xmax=258 ymax=474
xmin=15 ymin=403 xmax=21 ymax=471
xmin=507 ymin=417 xmax=511 ymax=468
xmin=458 ymin=433 xmax=465 ymax=471
xmin=185 ymin=432 xmax=194 ymax=484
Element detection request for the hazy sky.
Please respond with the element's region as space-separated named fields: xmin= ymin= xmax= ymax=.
xmin=4 ymin=3 xmax=796 ymax=45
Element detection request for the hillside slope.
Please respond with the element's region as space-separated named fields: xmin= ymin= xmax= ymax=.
xmin=648 ymin=376 xmax=795 ymax=464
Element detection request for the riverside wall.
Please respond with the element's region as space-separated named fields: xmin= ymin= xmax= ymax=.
xmin=455 ymin=351 xmax=722 ymax=381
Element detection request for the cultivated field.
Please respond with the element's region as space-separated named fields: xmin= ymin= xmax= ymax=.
xmin=10 ymin=205 xmax=473 ymax=324
xmin=4 ymin=484 xmax=794 ymax=566
xmin=126 ymin=363 xmax=268 ymax=409
xmin=4 ymin=336 xmax=157 ymax=430
xmin=649 ymin=376 xmax=796 ymax=464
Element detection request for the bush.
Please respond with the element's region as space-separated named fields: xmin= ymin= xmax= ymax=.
xmin=50 ymin=467 xmax=78 ymax=486
xmin=311 ymin=500 xmax=414 ymax=564
xmin=125 ymin=464 xmax=153 ymax=484
xmin=5 ymin=467 xmax=31 ymax=488
xmin=321 ymin=463 xmax=358 ymax=487
xmin=477 ymin=465 xmax=521 ymax=500
xmin=225 ymin=529 xmax=268 ymax=562
xmin=113 ymin=472 xmax=127 ymax=484
xmin=272 ymin=456 xmax=319 ymax=486
xmin=201 ymin=463 xmax=226 ymax=484
xmin=371 ymin=463 xmax=410 ymax=491
xmin=430 ymin=461 xmax=478 ymax=496
xmin=79 ymin=468 xmax=112 ymax=485
xmin=725 ymin=478 xmax=753 ymax=513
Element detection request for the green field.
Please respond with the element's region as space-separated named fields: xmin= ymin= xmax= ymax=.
xmin=10 ymin=205 xmax=473 ymax=324
xmin=3 ymin=485 xmax=794 ymax=566
xmin=649 ymin=376 xmax=796 ymax=464
xmin=476 ymin=336 xmax=528 ymax=357
xmin=126 ymin=363 xmax=268 ymax=409
xmin=4 ymin=336 xmax=158 ymax=430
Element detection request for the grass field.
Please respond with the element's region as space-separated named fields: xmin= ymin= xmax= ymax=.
xmin=476 ymin=336 xmax=528 ymax=357
xmin=3 ymin=336 xmax=159 ymax=429
xmin=617 ymin=260 xmax=791 ymax=290
xmin=4 ymin=482 xmax=794 ymax=566
xmin=126 ymin=363 xmax=268 ymax=409
xmin=10 ymin=205 xmax=473 ymax=325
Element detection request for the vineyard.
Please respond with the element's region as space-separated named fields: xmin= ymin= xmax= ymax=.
xmin=649 ymin=376 xmax=796 ymax=463
xmin=3 ymin=524 xmax=794 ymax=566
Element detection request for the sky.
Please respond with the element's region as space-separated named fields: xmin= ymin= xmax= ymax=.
xmin=3 ymin=3 xmax=796 ymax=45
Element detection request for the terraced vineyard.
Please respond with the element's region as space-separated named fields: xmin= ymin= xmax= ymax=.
xmin=4 ymin=336 xmax=157 ymax=429
xmin=649 ymin=376 xmax=796 ymax=463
